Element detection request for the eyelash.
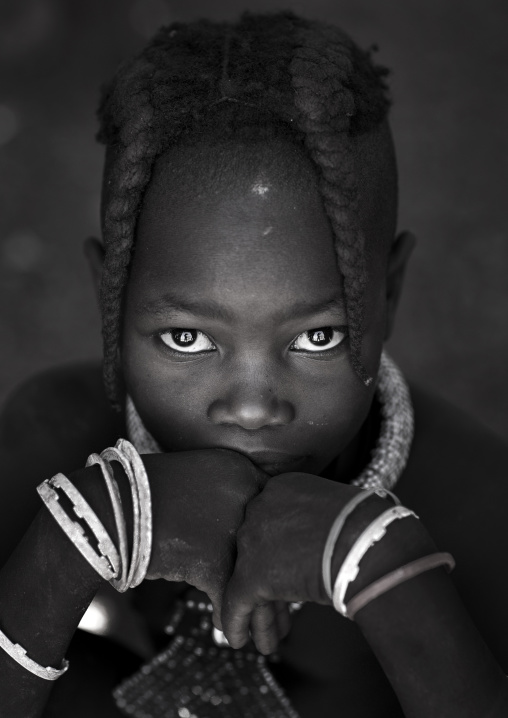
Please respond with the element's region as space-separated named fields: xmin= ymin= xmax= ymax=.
xmin=157 ymin=327 xmax=348 ymax=357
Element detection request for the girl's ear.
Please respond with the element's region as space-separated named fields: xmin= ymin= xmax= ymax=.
xmin=83 ymin=237 xmax=105 ymax=302
xmin=384 ymin=230 xmax=416 ymax=341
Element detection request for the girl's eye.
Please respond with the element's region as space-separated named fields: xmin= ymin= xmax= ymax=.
xmin=291 ymin=326 xmax=347 ymax=352
xmin=159 ymin=329 xmax=216 ymax=353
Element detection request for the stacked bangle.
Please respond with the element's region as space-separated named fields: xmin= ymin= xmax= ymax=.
xmin=85 ymin=452 xmax=130 ymax=592
xmin=38 ymin=439 xmax=152 ymax=593
xmin=325 ymin=495 xmax=456 ymax=621
xmin=120 ymin=439 xmax=152 ymax=589
xmin=37 ymin=473 xmax=120 ymax=582
xmin=321 ymin=488 xmax=400 ymax=600
xmin=332 ymin=505 xmax=419 ymax=616
xmin=99 ymin=440 xmax=152 ymax=590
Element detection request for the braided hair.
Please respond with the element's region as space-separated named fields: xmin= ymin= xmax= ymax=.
xmin=97 ymin=12 xmax=391 ymax=408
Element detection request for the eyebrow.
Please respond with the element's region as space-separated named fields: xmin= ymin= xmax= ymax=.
xmin=137 ymin=293 xmax=346 ymax=323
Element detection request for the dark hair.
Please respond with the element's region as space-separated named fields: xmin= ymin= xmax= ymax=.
xmin=97 ymin=11 xmax=391 ymax=408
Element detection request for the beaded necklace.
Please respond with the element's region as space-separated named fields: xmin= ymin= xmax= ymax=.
xmin=114 ymin=351 xmax=414 ymax=717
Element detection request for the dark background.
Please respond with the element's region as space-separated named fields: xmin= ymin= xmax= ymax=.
xmin=1 ymin=0 xmax=507 ymax=438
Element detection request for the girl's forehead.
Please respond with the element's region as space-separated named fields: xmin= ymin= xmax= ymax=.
xmin=129 ymin=132 xmax=396 ymax=264
xmin=129 ymin=143 xmax=344 ymax=312
xmin=140 ymin=139 xmax=321 ymax=213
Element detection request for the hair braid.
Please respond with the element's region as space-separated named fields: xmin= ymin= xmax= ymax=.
xmin=97 ymin=23 xmax=228 ymax=406
xmin=290 ymin=21 xmax=377 ymax=385
xmin=98 ymin=56 xmax=159 ymax=406
xmin=97 ymin=12 xmax=391 ymax=406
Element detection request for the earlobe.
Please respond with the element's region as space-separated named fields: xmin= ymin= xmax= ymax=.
xmin=384 ymin=231 xmax=416 ymax=341
xmin=83 ymin=236 xmax=105 ymax=301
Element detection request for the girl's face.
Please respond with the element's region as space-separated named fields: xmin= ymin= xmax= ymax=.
xmin=121 ymin=142 xmax=389 ymax=476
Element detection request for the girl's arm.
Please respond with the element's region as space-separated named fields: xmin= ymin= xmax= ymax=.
xmin=0 ymin=449 xmax=271 ymax=717
xmin=0 ymin=467 xmax=108 ymax=718
xmin=345 ymin=515 xmax=508 ymax=717
xmin=221 ymin=473 xmax=508 ymax=717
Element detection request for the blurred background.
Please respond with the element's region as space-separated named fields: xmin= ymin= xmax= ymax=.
xmin=0 ymin=0 xmax=507 ymax=438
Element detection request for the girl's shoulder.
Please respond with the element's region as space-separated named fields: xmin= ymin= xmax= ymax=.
xmin=399 ymin=382 xmax=508 ymax=511
xmin=1 ymin=361 xmax=123 ymax=467
xmin=0 ymin=362 xmax=124 ymax=564
xmin=398 ymin=383 xmax=508 ymax=668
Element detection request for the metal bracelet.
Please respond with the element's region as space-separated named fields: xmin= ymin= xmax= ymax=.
xmin=322 ymin=489 xmax=401 ymax=600
xmin=37 ymin=477 xmax=118 ymax=582
xmin=50 ymin=473 xmax=121 ymax=577
xmin=100 ymin=445 xmax=141 ymax=591
xmin=0 ymin=626 xmax=69 ymax=680
xmin=345 ymin=551 xmax=456 ymax=620
xmin=100 ymin=440 xmax=152 ymax=590
xmin=86 ymin=453 xmax=130 ymax=593
xmin=332 ymin=505 xmax=418 ymax=617
xmin=322 ymin=489 xmax=377 ymax=600
xmin=116 ymin=439 xmax=152 ymax=588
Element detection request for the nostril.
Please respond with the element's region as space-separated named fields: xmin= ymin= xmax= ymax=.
xmin=207 ymin=396 xmax=294 ymax=429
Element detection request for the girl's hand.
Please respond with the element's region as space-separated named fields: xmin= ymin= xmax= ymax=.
xmin=140 ymin=449 xmax=268 ymax=625
xmin=220 ymin=472 xmax=389 ymax=654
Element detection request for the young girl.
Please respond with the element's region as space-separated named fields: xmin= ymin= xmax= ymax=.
xmin=1 ymin=11 xmax=508 ymax=718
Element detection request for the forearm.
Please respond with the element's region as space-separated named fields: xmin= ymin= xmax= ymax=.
xmin=350 ymin=521 xmax=507 ymax=717
xmin=0 ymin=466 xmax=113 ymax=717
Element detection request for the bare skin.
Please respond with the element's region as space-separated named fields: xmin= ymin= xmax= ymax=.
xmin=3 ymin=367 xmax=508 ymax=717
xmin=1 ymin=139 xmax=508 ymax=717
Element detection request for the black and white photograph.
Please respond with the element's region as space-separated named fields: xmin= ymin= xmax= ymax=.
xmin=0 ymin=1 xmax=507 ymax=716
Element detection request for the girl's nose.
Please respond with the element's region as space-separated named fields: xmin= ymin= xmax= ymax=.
xmin=207 ymin=384 xmax=295 ymax=430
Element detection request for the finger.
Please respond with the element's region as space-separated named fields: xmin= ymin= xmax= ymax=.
xmin=250 ymin=603 xmax=280 ymax=655
xmin=273 ymin=601 xmax=292 ymax=642
xmin=210 ymin=587 xmax=225 ymax=631
xmin=212 ymin=606 xmax=223 ymax=631
xmin=221 ymin=585 xmax=256 ymax=649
